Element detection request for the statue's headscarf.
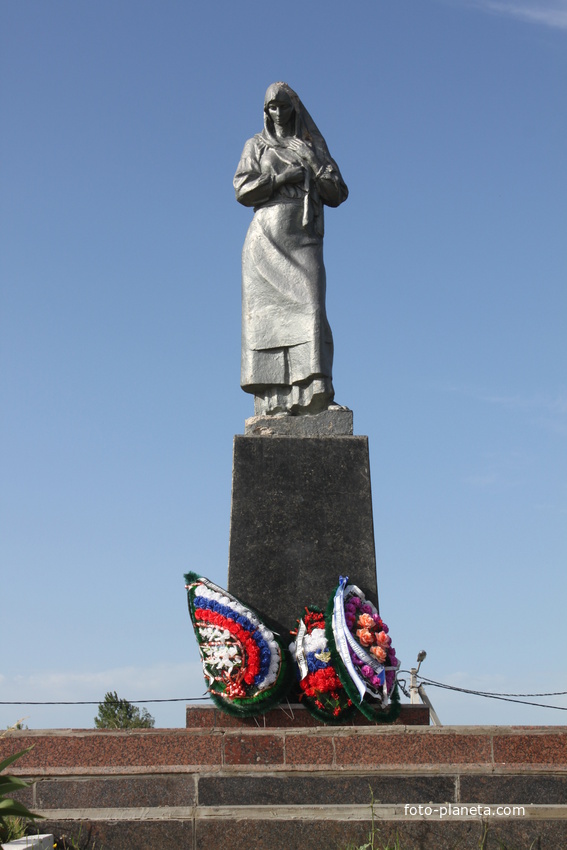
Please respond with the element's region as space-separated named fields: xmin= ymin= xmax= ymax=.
xmin=261 ymin=82 xmax=337 ymax=170
xmin=261 ymin=82 xmax=343 ymax=234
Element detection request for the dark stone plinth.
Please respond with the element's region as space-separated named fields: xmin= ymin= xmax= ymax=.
xmin=227 ymin=434 xmax=378 ymax=635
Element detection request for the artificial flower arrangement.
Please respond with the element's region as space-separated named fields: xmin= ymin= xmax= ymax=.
xmin=289 ymin=607 xmax=355 ymax=723
xmin=185 ymin=572 xmax=292 ymax=717
xmin=326 ymin=576 xmax=401 ymax=722
xmin=185 ymin=572 xmax=399 ymax=722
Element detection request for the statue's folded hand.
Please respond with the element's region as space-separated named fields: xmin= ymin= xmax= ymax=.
xmin=286 ymin=137 xmax=319 ymax=170
xmin=276 ymin=165 xmax=304 ymax=187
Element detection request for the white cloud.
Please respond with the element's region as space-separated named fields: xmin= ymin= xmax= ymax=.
xmin=472 ymin=0 xmax=567 ymax=30
xmin=5 ymin=661 xmax=206 ymax=700
xmin=0 ymin=661 xmax=208 ymax=730
xmin=433 ymin=382 xmax=567 ymax=434
xmin=428 ymin=383 xmax=566 ymax=488
xmin=477 ymin=391 xmax=567 ymax=414
xmin=462 ymin=471 xmax=499 ymax=487
xmin=474 ymin=391 xmax=567 ymax=435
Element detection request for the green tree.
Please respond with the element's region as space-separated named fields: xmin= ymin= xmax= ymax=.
xmin=94 ymin=692 xmax=155 ymax=729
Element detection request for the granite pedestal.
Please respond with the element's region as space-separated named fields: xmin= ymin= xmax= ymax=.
xmin=6 ymin=726 xmax=567 ymax=850
xmin=227 ymin=410 xmax=379 ymax=636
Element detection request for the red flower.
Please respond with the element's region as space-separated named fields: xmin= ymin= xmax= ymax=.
xmin=303 ymin=610 xmax=326 ymax=632
xmin=300 ymin=667 xmax=343 ymax=696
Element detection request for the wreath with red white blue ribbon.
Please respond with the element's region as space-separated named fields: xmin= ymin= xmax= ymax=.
xmin=185 ymin=572 xmax=292 ymax=717
xmin=185 ymin=572 xmax=400 ymax=722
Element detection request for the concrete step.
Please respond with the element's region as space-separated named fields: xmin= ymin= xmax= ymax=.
xmin=1 ymin=836 xmax=54 ymax=850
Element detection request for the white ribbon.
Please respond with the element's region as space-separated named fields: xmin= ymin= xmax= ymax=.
xmin=333 ymin=577 xmax=367 ymax=702
xmin=333 ymin=578 xmax=388 ymax=702
xmin=294 ymin=619 xmax=309 ymax=681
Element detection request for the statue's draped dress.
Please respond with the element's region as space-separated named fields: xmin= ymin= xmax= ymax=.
xmin=234 ymin=84 xmax=348 ymax=416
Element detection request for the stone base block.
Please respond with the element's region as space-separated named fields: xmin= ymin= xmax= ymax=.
xmin=245 ymin=407 xmax=353 ymax=437
xmin=228 ymin=434 xmax=378 ymax=635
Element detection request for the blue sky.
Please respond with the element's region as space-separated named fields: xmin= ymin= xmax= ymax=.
xmin=1 ymin=0 xmax=565 ymax=729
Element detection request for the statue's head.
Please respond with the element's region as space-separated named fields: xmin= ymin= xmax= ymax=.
xmin=264 ymin=82 xmax=297 ymax=132
xmin=262 ymin=82 xmax=327 ymax=154
xmin=264 ymin=82 xmax=293 ymax=109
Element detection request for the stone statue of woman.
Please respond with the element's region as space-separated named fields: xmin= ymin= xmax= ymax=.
xmin=234 ymin=82 xmax=348 ymax=417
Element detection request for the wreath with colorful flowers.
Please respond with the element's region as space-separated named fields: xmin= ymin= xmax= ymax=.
xmin=326 ymin=577 xmax=401 ymax=722
xmin=185 ymin=572 xmax=292 ymax=717
xmin=289 ymin=607 xmax=355 ymax=723
xmin=185 ymin=572 xmax=400 ymax=723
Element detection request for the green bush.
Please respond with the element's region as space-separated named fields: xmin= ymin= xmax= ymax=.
xmin=0 ymin=746 xmax=43 ymax=842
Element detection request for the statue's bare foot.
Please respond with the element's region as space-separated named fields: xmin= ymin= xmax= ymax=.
xmin=328 ymin=402 xmax=350 ymax=411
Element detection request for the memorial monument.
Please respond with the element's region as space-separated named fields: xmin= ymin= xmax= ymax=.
xmin=234 ymin=80 xmax=347 ymax=418
xmin=227 ymin=83 xmax=380 ymax=636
